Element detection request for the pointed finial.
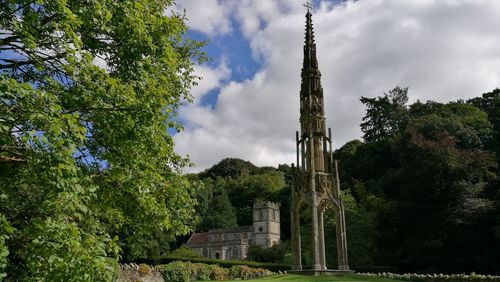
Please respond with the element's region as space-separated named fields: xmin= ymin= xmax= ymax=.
xmin=303 ymin=1 xmax=312 ymax=13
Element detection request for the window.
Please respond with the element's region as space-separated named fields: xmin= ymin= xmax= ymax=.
xmin=223 ymin=234 xmax=229 ymax=241
xmin=259 ymin=210 xmax=263 ymax=220
xmin=243 ymin=233 xmax=248 ymax=239
xmin=233 ymin=247 xmax=239 ymax=259
xmin=203 ymin=248 xmax=208 ymax=257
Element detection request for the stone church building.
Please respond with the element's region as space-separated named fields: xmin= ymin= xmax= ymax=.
xmin=186 ymin=201 xmax=280 ymax=260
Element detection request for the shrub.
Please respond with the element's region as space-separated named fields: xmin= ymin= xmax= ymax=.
xmin=230 ymin=265 xmax=253 ymax=280
xmin=137 ymin=263 xmax=151 ymax=276
xmin=158 ymin=260 xmax=275 ymax=281
xmin=247 ymin=244 xmax=285 ymax=263
xmin=160 ymin=261 xmax=192 ymax=282
xmin=209 ymin=264 xmax=229 ymax=280
xmin=229 ymin=265 xmax=274 ymax=280
xmin=156 ymin=256 xmax=290 ymax=272
xmin=190 ymin=263 xmax=212 ymax=281
xmin=359 ymin=272 xmax=500 ymax=282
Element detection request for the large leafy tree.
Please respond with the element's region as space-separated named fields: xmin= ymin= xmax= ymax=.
xmin=0 ymin=0 xmax=204 ymax=280
xmin=389 ymin=113 xmax=497 ymax=272
xmin=360 ymin=86 xmax=409 ymax=142
xmin=341 ymin=92 xmax=499 ymax=273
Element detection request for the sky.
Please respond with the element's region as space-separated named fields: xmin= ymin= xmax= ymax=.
xmin=173 ymin=0 xmax=500 ymax=172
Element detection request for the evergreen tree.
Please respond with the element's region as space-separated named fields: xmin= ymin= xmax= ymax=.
xmin=360 ymin=87 xmax=409 ymax=142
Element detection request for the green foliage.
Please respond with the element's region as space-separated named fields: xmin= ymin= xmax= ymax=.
xmin=0 ymin=0 xmax=204 ymax=280
xmin=0 ymin=214 xmax=13 ymax=281
xmin=360 ymin=87 xmax=409 ymax=142
xmin=158 ymin=260 xmax=275 ymax=281
xmin=361 ymin=272 xmax=500 ymax=282
xmin=199 ymin=158 xmax=260 ymax=179
xmin=247 ymin=244 xmax=286 ymax=263
xmin=169 ymin=245 xmax=203 ymax=259
xmin=244 ymin=274 xmax=406 ymax=282
xmin=197 ymin=180 xmax=238 ymax=231
xmin=324 ymin=191 xmax=378 ymax=269
xmin=339 ymin=87 xmax=500 ymax=273
xmin=160 ymin=261 xmax=192 ymax=282
xmin=148 ymin=256 xmax=290 ymax=272
xmin=225 ymin=171 xmax=286 ymax=226
xmin=194 ymin=167 xmax=286 ymax=228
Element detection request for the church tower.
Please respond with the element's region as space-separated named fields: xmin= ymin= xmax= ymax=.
xmin=253 ymin=201 xmax=280 ymax=247
xmin=291 ymin=5 xmax=350 ymax=271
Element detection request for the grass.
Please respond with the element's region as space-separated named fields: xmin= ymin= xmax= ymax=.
xmin=221 ymin=274 xmax=405 ymax=282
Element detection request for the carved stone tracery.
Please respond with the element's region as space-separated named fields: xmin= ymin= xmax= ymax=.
xmin=291 ymin=8 xmax=350 ymax=272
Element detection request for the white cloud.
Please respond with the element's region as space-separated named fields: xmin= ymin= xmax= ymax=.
xmin=191 ymin=61 xmax=231 ymax=103
xmin=174 ymin=0 xmax=500 ymax=172
xmin=175 ymin=0 xmax=234 ymax=36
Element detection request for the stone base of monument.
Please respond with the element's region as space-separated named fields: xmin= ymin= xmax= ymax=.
xmin=288 ymin=269 xmax=355 ymax=276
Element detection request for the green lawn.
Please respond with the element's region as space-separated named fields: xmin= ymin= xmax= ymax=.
xmin=222 ymin=274 xmax=405 ymax=282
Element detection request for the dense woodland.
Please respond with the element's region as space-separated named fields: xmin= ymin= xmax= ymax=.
xmin=187 ymin=87 xmax=500 ymax=274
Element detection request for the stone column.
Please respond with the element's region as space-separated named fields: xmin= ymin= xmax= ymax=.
xmin=310 ymin=135 xmax=321 ymax=270
xmin=334 ymin=160 xmax=349 ymax=271
xmin=291 ymin=204 xmax=302 ymax=270
xmin=337 ymin=202 xmax=349 ymax=271
xmin=318 ymin=210 xmax=326 ymax=270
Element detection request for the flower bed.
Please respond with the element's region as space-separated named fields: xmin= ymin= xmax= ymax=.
xmin=359 ymin=272 xmax=500 ymax=282
xmin=158 ymin=260 xmax=276 ymax=282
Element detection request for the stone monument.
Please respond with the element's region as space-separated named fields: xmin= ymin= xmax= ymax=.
xmin=291 ymin=4 xmax=350 ymax=273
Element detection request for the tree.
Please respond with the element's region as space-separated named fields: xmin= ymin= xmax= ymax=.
xmin=360 ymin=87 xmax=409 ymax=142
xmin=199 ymin=158 xmax=259 ymax=179
xmin=0 ymin=0 xmax=204 ymax=280
xmin=388 ymin=113 xmax=497 ymax=273
xmin=198 ymin=181 xmax=238 ymax=231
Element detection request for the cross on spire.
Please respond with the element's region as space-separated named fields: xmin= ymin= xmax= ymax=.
xmin=303 ymin=1 xmax=312 ymax=12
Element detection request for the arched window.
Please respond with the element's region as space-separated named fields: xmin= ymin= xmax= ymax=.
xmin=215 ymin=252 xmax=220 ymax=259
xmin=233 ymin=247 xmax=239 ymax=259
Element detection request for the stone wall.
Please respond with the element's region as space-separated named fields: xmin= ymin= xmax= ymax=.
xmin=116 ymin=263 xmax=164 ymax=282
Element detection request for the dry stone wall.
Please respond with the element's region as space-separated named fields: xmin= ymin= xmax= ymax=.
xmin=116 ymin=263 xmax=164 ymax=282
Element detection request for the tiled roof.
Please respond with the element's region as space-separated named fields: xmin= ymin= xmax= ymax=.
xmin=187 ymin=233 xmax=208 ymax=245
xmin=207 ymin=226 xmax=252 ymax=234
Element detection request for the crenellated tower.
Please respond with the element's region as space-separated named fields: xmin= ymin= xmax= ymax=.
xmin=291 ymin=5 xmax=350 ymax=272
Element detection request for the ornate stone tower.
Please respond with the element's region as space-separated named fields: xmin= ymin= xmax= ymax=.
xmin=291 ymin=6 xmax=349 ymax=271
xmin=253 ymin=201 xmax=281 ymax=248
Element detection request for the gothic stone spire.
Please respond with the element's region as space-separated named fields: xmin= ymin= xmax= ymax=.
xmin=291 ymin=7 xmax=350 ymax=272
xmin=300 ymin=8 xmax=325 ymax=137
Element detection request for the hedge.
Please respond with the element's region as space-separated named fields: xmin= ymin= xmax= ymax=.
xmin=133 ymin=256 xmax=291 ymax=272
xmin=158 ymin=261 xmax=276 ymax=282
